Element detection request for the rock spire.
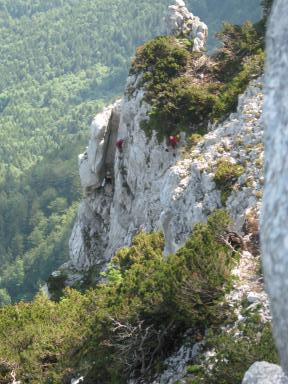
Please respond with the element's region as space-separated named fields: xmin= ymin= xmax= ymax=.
xmin=166 ymin=0 xmax=208 ymax=51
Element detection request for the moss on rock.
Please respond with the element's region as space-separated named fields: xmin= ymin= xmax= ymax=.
xmin=214 ymin=159 xmax=245 ymax=205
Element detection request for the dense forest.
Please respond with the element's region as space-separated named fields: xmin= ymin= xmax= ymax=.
xmin=0 ymin=0 xmax=262 ymax=304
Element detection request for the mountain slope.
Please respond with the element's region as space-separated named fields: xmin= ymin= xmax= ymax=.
xmin=0 ymin=0 xmax=261 ymax=303
xmin=0 ymin=1 xmax=277 ymax=383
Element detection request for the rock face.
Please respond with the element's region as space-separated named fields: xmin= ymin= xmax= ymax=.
xmin=242 ymin=362 xmax=288 ymax=384
xmin=166 ymin=0 xmax=208 ymax=51
xmin=151 ymin=341 xmax=204 ymax=384
xmin=62 ymin=70 xmax=264 ymax=287
xmin=79 ymin=101 xmax=121 ymax=191
xmin=261 ymin=0 xmax=288 ymax=374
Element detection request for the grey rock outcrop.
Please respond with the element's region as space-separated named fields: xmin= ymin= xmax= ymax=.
xmin=79 ymin=100 xmax=121 ymax=192
xmin=242 ymin=362 xmax=288 ymax=384
xmin=63 ymin=72 xmax=264 ymax=290
xmin=167 ymin=0 xmax=208 ymax=51
xmin=261 ymin=0 xmax=288 ymax=374
xmin=151 ymin=341 xmax=204 ymax=384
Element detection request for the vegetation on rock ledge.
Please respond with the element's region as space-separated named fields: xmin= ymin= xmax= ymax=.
xmin=131 ymin=21 xmax=264 ymax=141
xmin=182 ymin=302 xmax=278 ymax=384
xmin=214 ymin=159 xmax=245 ymax=205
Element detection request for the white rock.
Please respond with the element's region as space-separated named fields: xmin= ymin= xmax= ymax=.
xmin=242 ymin=362 xmax=288 ymax=384
xmin=71 ymin=377 xmax=84 ymax=384
xmin=80 ymin=100 xmax=121 ymax=190
xmin=175 ymin=0 xmax=185 ymax=7
xmin=247 ymin=292 xmax=260 ymax=304
xmin=166 ymin=1 xmax=208 ymax=52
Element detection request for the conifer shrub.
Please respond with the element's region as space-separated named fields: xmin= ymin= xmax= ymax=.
xmin=214 ymin=21 xmax=264 ymax=83
xmin=0 ymin=289 xmax=98 ymax=383
xmin=131 ymin=36 xmax=189 ymax=80
xmin=131 ymin=21 xmax=264 ymax=142
xmin=188 ymin=308 xmax=278 ymax=384
xmin=212 ymin=51 xmax=265 ymax=120
xmin=0 ymin=211 xmax=236 ymax=383
xmin=47 ymin=272 xmax=68 ymax=301
xmin=83 ymin=210 xmax=236 ymax=382
xmin=214 ymin=159 xmax=245 ymax=205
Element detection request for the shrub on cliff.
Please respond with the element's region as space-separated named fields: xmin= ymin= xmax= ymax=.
xmin=186 ymin=307 xmax=278 ymax=384
xmin=131 ymin=36 xmax=189 ymax=80
xmin=214 ymin=159 xmax=245 ymax=205
xmin=83 ymin=210 xmax=236 ymax=382
xmin=132 ymin=21 xmax=264 ymax=141
xmin=0 ymin=210 xmax=236 ymax=383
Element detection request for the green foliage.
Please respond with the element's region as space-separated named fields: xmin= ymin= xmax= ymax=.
xmin=82 ymin=210 xmax=235 ymax=382
xmin=0 ymin=289 xmax=11 ymax=307
xmin=132 ymin=37 xmax=218 ymax=139
xmin=190 ymin=308 xmax=278 ymax=384
xmin=131 ymin=36 xmax=189 ymax=78
xmin=0 ymin=0 xmax=171 ymax=303
xmin=0 ymin=210 xmax=236 ymax=383
xmin=214 ymin=159 xmax=245 ymax=205
xmin=212 ymin=51 xmax=265 ymax=119
xmin=0 ymin=289 xmax=98 ymax=383
xmin=133 ymin=21 xmax=264 ymax=141
xmin=187 ymin=365 xmax=203 ymax=374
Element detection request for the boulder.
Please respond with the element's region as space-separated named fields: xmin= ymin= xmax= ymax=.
xmin=242 ymin=362 xmax=288 ymax=384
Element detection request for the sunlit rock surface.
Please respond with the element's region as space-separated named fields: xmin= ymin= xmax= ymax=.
xmin=242 ymin=362 xmax=288 ymax=384
xmin=261 ymin=0 xmax=288 ymax=375
xmin=64 ymin=73 xmax=263 ymax=282
xmin=167 ymin=0 xmax=208 ymax=51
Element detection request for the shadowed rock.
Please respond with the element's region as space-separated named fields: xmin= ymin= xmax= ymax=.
xmin=262 ymin=0 xmax=288 ymax=375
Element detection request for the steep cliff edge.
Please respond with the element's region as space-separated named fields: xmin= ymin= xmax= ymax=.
xmin=55 ymin=1 xmax=265 ymax=288
xmin=0 ymin=3 xmax=277 ymax=384
xmin=58 ymin=75 xmax=264 ymax=288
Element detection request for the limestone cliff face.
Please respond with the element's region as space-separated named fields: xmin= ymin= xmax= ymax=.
xmin=61 ymin=73 xmax=264 ymax=281
xmin=262 ymin=0 xmax=288 ymax=375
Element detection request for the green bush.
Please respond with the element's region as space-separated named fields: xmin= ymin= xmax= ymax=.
xmin=83 ymin=210 xmax=236 ymax=382
xmin=145 ymin=78 xmax=218 ymax=140
xmin=0 ymin=210 xmax=237 ymax=383
xmin=214 ymin=159 xmax=245 ymax=205
xmin=131 ymin=36 xmax=189 ymax=79
xmin=212 ymin=51 xmax=265 ymax=120
xmin=214 ymin=21 xmax=264 ymax=82
xmin=132 ymin=22 xmax=264 ymax=142
xmin=0 ymin=289 xmax=98 ymax=383
xmin=193 ymin=315 xmax=278 ymax=384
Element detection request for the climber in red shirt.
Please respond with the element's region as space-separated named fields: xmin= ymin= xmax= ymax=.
xmin=168 ymin=135 xmax=179 ymax=149
xmin=116 ymin=139 xmax=124 ymax=152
